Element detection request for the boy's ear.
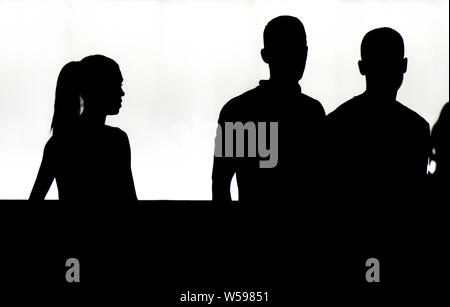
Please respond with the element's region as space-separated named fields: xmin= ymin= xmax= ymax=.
xmin=358 ymin=60 xmax=367 ymax=76
xmin=261 ymin=48 xmax=269 ymax=64
xmin=402 ymin=57 xmax=408 ymax=73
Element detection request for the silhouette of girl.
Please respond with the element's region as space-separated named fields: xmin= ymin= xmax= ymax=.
xmin=30 ymin=55 xmax=137 ymax=201
xmin=432 ymin=102 xmax=449 ymax=180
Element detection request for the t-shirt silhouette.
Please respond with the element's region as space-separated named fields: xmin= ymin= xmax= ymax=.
xmin=213 ymin=79 xmax=326 ymax=206
xmin=326 ymin=92 xmax=430 ymax=199
xmin=44 ymin=124 xmax=137 ymax=202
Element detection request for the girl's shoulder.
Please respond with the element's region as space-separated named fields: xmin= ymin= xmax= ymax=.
xmin=104 ymin=125 xmax=128 ymax=137
xmin=103 ymin=126 xmax=130 ymax=145
xmin=44 ymin=136 xmax=56 ymax=152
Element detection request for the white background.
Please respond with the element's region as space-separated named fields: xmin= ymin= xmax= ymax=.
xmin=0 ymin=0 xmax=448 ymax=200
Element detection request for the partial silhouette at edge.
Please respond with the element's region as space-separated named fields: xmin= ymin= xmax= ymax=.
xmin=431 ymin=102 xmax=450 ymax=185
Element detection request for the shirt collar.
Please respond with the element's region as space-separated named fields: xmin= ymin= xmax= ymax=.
xmin=259 ymin=79 xmax=302 ymax=94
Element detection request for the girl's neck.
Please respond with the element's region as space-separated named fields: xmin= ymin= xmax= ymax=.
xmin=80 ymin=110 xmax=106 ymax=126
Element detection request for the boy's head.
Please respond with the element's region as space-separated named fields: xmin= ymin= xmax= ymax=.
xmin=261 ymin=16 xmax=308 ymax=84
xmin=358 ymin=27 xmax=408 ymax=94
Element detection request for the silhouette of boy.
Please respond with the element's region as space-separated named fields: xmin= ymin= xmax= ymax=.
xmin=212 ymin=16 xmax=326 ymax=207
xmin=327 ymin=28 xmax=430 ymax=202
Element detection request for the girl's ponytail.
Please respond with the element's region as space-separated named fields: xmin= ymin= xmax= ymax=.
xmin=51 ymin=61 xmax=82 ymax=137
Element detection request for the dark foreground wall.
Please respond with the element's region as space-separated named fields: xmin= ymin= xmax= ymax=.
xmin=0 ymin=200 xmax=446 ymax=304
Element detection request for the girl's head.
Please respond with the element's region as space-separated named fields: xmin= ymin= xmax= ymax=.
xmin=51 ymin=55 xmax=124 ymax=135
xmin=80 ymin=55 xmax=125 ymax=116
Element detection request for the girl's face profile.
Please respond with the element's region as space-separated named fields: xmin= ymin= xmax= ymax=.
xmin=87 ymin=65 xmax=125 ymax=115
xmin=103 ymin=68 xmax=125 ymax=115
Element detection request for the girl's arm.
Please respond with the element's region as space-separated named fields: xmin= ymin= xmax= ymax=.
xmin=119 ymin=131 xmax=138 ymax=201
xmin=29 ymin=140 xmax=55 ymax=200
